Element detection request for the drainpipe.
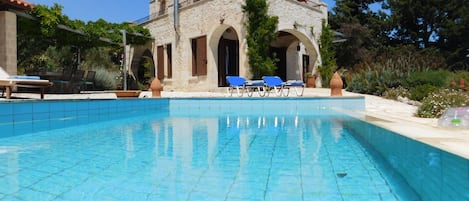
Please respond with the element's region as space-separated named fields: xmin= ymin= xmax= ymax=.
xmin=174 ymin=0 xmax=179 ymax=30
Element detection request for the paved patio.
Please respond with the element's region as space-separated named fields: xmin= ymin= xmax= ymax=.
xmin=2 ymin=88 xmax=468 ymax=159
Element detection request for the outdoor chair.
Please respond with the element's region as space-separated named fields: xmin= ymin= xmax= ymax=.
xmin=226 ymin=76 xmax=246 ymax=97
xmin=66 ymin=70 xmax=85 ymax=93
xmin=51 ymin=69 xmax=73 ymax=93
xmin=262 ymin=76 xmax=305 ymax=97
xmin=283 ymin=80 xmax=305 ymax=96
xmin=0 ymin=67 xmax=53 ymax=99
xmin=262 ymin=76 xmax=285 ymax=97
xmin=81 ymin=70 xmax=96 ymax=90
xmin=245 ymin=80 xmax=266 ymax=97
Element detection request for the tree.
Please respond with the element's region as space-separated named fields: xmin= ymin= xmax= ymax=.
xmin=328 ymin=0 xmax=388 ymax=69
xmin=242 ymin=0 xmax=279 ymax=79
xmin=386 ymin=0 xmax=469 ymax=70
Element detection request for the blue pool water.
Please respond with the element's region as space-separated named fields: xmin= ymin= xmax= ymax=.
xmin=0 ymin=98 xmax=467 ymax=201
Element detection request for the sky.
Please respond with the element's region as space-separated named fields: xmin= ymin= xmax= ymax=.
xmin=29 ymin=0 xmax=337 ymax=23
xmin=29 ymin=0 xmax=150 ymax=23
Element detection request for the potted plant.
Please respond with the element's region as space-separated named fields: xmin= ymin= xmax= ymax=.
xmin=305 ymin=72 xmax=316 ymax=88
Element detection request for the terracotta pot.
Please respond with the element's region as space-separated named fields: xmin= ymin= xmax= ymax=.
xmin=150 ymin=78 xmax=163 ymax=97
xmin=450 ymin=80 xmax=457 ymax=88
xmin=306 ymin=76 xmax=316 ymax=88
xmin=330 ymin=72 xmax=343 ymax=96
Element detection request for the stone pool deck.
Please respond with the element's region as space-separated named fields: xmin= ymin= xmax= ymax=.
xmin=2 ymin=88 xmax=469 ymax=159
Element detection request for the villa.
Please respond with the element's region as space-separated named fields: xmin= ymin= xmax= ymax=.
xmin=136 ymin=0 xmax=328 ymax=91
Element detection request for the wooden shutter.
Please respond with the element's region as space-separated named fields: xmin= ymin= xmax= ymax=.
xmin=157 ymin=45 xmax=164 ymax=80
xmin=196 ymin=36 xmax=207 ymax=75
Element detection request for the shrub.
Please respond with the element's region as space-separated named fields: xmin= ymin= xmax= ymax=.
xmin=383 ymin=86 xmax=410 ymax=100
xmin=346 ymin=69 xmax=381 ymax=95
xmin=409 ymin=84 xmax=440 ymax=101
xmin=93 ymin=68 xmax=118 ymax=90
xmin=403 ymin=70 xmax=450 ymax=89
xmin=345 ymin=67 xmax=403 ymax=96
xmin=416 ymin=89 xmax=469 ymax=118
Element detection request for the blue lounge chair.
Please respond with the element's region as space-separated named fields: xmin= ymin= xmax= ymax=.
xmin=262 ymin=76 xmax=305 ymax=97
xmin=245 ymin=80 xmax=266 ymax=97
xmin=284 ymin=80 xmax=305 ymax=96
xmin=262 ymin=76 xmax=284 ymax=97
xmin=226 ymin=76 xmax=246 ymax=97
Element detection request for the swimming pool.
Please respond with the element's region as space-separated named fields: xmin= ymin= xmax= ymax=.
xmin=0 ymin=98 xmax=467 ymax=201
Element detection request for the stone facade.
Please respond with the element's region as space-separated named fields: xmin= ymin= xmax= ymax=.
xmin=140 ymin=0 xmax=327 ymax=91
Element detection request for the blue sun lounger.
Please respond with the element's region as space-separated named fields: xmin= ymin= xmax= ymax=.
xmin=262 ymin=76 xmax=285 ymax=97
xmin=226 ymin=76 xmax=246 ymax=97
xmin=245 ymin=80 xmax=265 ymax=97
xmin=226 ymin=76 xmax=266 ymax=97
xmin=283 ymin=80 xmax=305 ymax=96
xmin=262 ymin=76 xmax=305 ymax=97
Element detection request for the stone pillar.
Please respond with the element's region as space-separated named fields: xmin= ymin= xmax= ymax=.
xmin=0 ymin=11 xmax=17 ymax=75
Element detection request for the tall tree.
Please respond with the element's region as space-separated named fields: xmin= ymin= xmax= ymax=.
xmin=242 ymin=0 xmax=279 ymax=79
xmin=328 ymin=0 xmax=387 ymax=68
xmin=436 ymin=0 xmax=469 ymax=69
xmin=386 ymin=0 xmax=469 ymax=69
xmin=387 ymin=0 xmax=444 ymax=48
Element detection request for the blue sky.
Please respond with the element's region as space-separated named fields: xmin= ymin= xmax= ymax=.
xmin=30 ymin=0 xmax=337 ymax=23
xmin=30 ymin=0 xmax=150 ymax=23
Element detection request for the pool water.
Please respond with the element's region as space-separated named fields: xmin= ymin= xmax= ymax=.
xmin=0 ymin=109 xmax=420 ymax=201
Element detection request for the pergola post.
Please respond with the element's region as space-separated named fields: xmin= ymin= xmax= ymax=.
xmin=0 ymin=11 xmax=17 ymax=75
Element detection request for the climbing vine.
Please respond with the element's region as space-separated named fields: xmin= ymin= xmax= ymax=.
xmin=241 ymin=0 xmax=279 ymax=79
xmin=17 ymin=3 xmax=152 ymax=74
xmin=317 ymin=20 xmax=337 ymax=87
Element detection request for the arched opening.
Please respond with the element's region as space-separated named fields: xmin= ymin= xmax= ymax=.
xmin=270 ymin=30 xmax=318 ymax=83
xmin=136 ymin=49 xmax=155 ymax=90
xmin=217 ymin=27 xmax=239 ymax=87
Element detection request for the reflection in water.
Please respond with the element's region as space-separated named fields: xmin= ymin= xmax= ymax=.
xmin=330 ymin=118 xmax=344 ymax=142
xmin=146 ymin=114 xmax=332 ymax=172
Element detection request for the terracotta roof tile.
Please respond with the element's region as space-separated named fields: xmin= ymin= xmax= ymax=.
xmin=1 ymin=0 xmax=35 ymax=10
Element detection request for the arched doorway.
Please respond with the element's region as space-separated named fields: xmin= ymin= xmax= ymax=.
xmin=136 ymin=49 xmax=155 ymax=89
xmin=270 ymin=30 xmax=319 ymax=82
xmin=217 ymin=27 xmax=239 ymax=87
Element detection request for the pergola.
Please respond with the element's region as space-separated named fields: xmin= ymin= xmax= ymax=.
xmin=0 ymin=0 xmax=34 ymax=75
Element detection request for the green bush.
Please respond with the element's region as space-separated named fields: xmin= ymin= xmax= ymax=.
xmin=346 ymin=70 xmax=381 ymax=95
xmin=409 ymin=84 xmax=440 ymax=101
xmin=382 ymin=86 xmax=410 ymax=100
xmin=416 ymin=89 xmax=469 ymax=118
xmin=345 ymin=67 xmax=404 ymax=96
xmin=403 ymin=70 xmax=450 ymax=89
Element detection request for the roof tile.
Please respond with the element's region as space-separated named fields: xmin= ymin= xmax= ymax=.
xmin=1 ymin=0 xmax=35 ymax=10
